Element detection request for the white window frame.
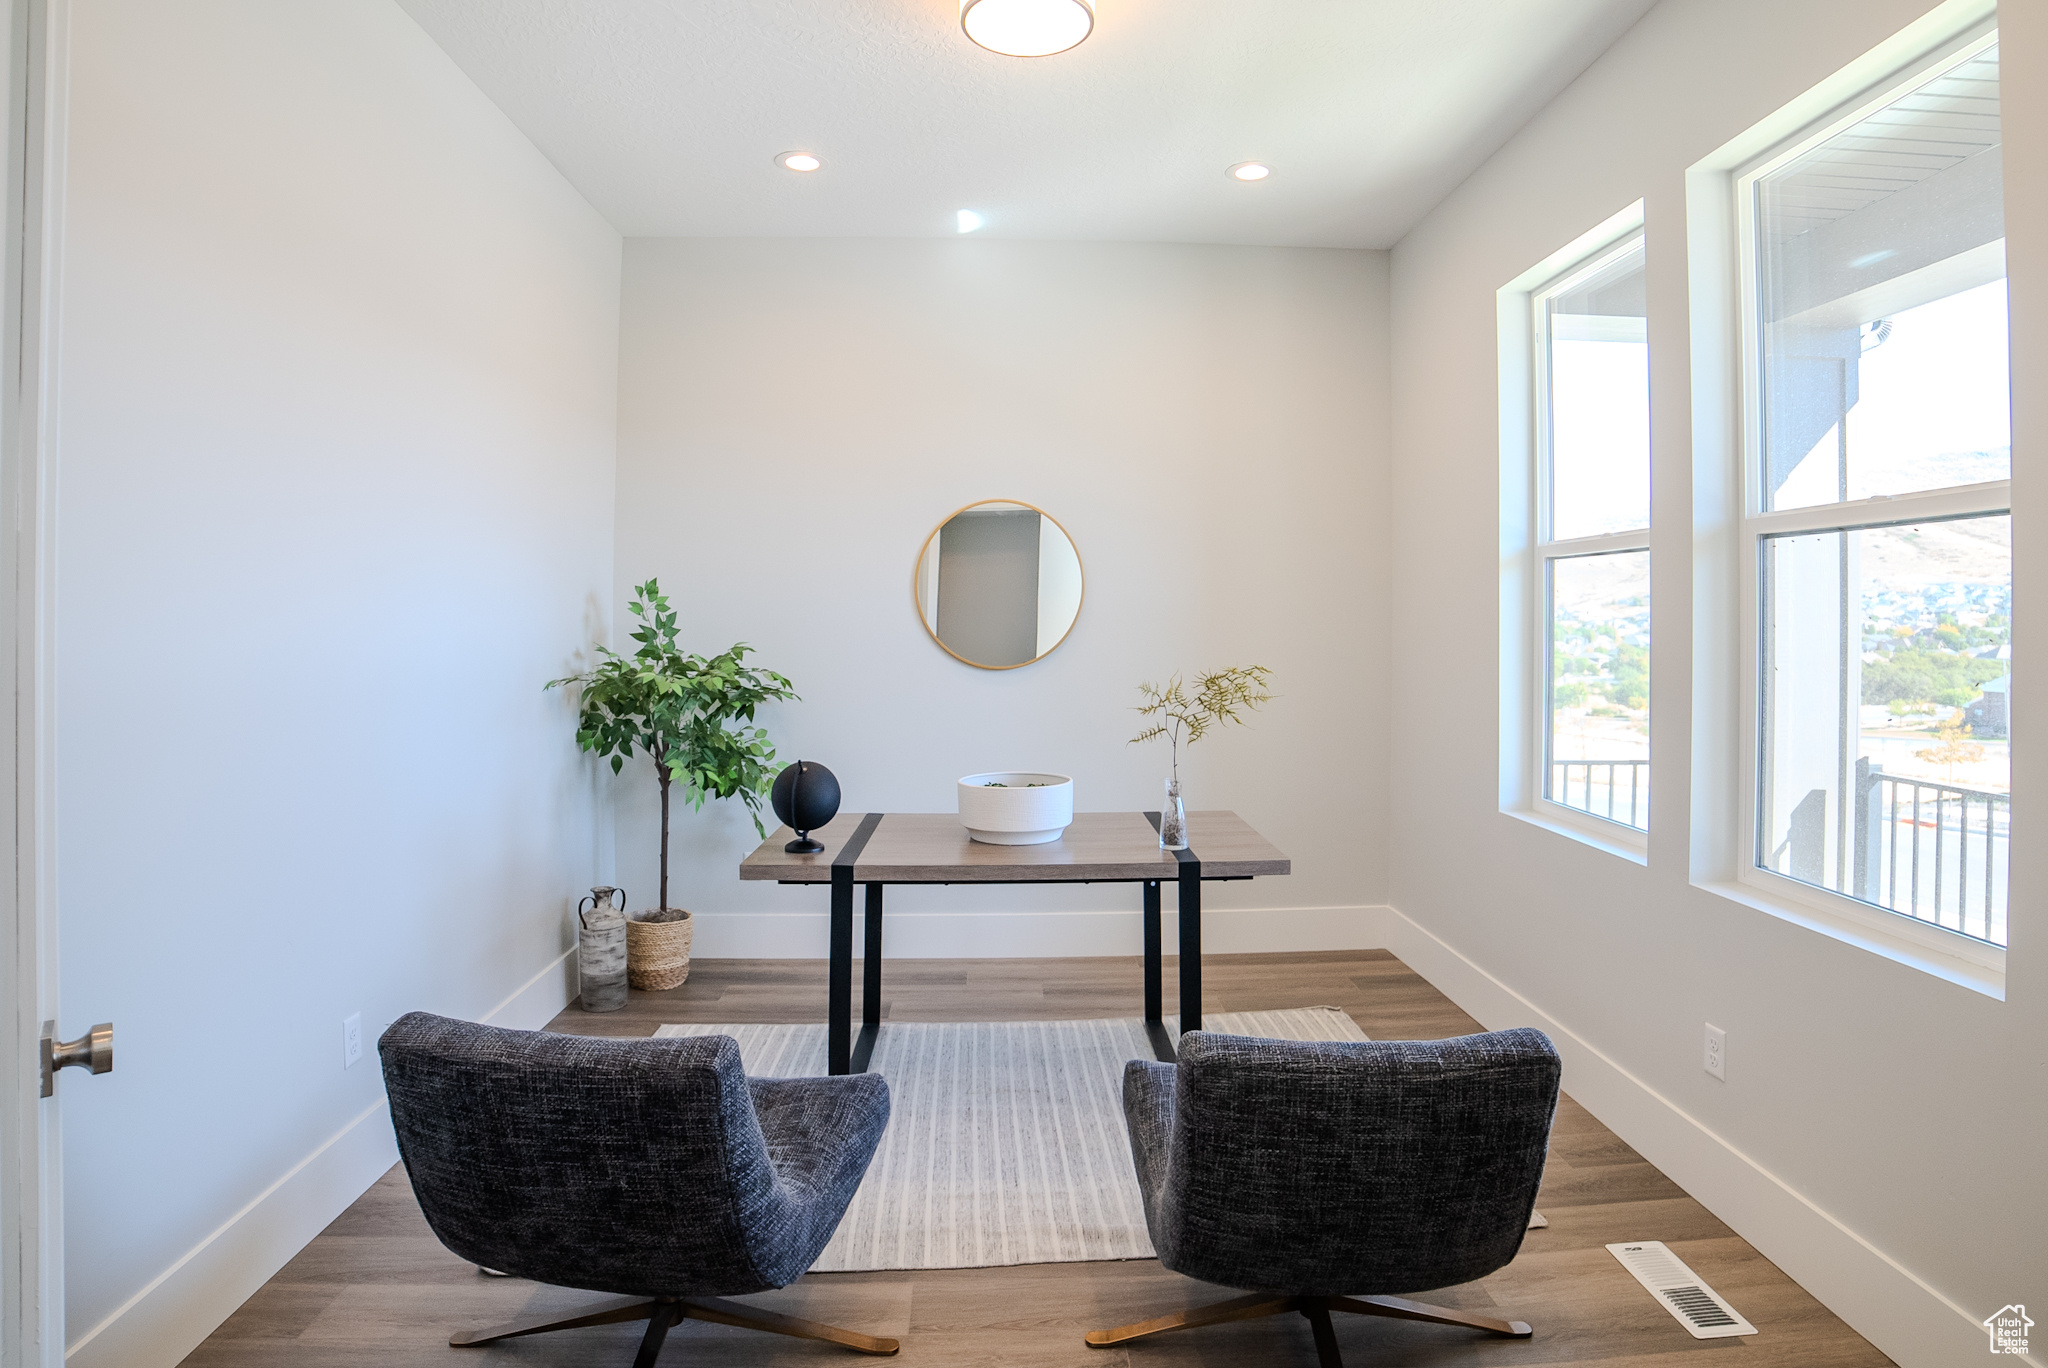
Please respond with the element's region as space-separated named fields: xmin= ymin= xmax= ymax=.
xmin=1708 ymin=16 xmax=2008 ymax=990
xmin=1515 ymin=224 xmax=1652 ymax=856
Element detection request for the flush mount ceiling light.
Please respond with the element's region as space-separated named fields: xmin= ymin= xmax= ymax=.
xmin=957 ymin=209 xmax=986 ymax=233
xmin=1228 ymin=162 xmax=1271 ymax=181
xmin=961 ymin=0 xmax=1094 ymax=57
xmin=775 ymin=151 xmax=822 ymax=172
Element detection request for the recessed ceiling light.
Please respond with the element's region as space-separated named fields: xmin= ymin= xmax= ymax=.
xmin=1229 ymin=162 xmax=1271 ymax=182
xmin=957 ymin=210 xmax=986 ymax=234
xmin=776 ymin=151 xmax=822 ymax=172
xmin=961 ymin=0 xmax=1093 ymax=57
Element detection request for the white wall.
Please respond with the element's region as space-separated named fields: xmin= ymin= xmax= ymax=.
xmin=51 ymin=2 xmax=620 ymax=1363
xmin=1388 ymin=0 xmax=2044 ymax=1364
xmin=616 ymin=239 xmax=1389 ymax=956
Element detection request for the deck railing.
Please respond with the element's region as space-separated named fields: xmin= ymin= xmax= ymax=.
xmin=1549 ymin=759 xmax=1649 ymax=832
xmin=1852 ymin=760 xmax=2008 ymax=947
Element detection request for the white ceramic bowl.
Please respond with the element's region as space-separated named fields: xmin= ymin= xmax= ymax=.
xmin=957 ymin=772 xmax=1074 ymax=845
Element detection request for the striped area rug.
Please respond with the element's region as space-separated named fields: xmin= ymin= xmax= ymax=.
xmin=654 ymin=1008 xmax=1367 ymax=1272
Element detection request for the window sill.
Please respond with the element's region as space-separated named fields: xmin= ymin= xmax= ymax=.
xmin=1506 ymin=804 xmax=1649 ymax=866
xmin=1696 ymin=873 xmax=2004 ymax=1000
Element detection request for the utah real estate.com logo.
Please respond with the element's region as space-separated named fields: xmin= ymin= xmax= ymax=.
xmin=1984 ymin=1305 xmax=2032 ymax=1355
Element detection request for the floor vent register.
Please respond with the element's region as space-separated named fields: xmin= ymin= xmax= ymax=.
xmin=1607 ymin=1241 xmax=1757 ymax=1339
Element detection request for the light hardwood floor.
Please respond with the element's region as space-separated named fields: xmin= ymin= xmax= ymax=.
xmin=180 ymin=951 xmax=1893 ymax=1367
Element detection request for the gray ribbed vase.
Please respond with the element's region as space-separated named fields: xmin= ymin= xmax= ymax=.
xmin=576 ymin=887 xmax=628 ymax=1012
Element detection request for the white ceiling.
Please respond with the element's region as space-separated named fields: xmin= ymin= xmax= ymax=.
xmin=1763 ymin=45 xmax=2000 ymax=237
xmin=397 ymin=0 xmax=1658 ymax=248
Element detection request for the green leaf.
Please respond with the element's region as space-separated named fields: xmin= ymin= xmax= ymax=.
xmin=556 ymin=575 xmax=798 ymax=844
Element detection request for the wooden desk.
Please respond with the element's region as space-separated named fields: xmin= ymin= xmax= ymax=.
xmin=739 ymin=811 xmax=1291 ymax=1074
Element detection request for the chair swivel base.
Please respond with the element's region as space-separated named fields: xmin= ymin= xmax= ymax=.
xmin=451 ymin=1291 xmax=900 ymax=1367
xmin=1086 ymin=1291 xmax=1531 ymax=1368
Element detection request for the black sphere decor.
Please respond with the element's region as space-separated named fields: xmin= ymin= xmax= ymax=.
xmin=771 ymin=761 xmax=841 ymax=854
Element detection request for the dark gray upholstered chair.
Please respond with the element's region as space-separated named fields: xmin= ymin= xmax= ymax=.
xmin=1088 ymin=1027 xmax=1560 ymax=1367
xmin=380 ymin=1012 xmax=895 ymax=1365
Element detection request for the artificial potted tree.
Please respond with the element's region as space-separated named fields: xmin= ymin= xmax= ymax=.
xmin=549 ymin=579 xmax=797 ymax=990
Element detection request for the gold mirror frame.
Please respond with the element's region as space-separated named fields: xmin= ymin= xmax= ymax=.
xmin=913 ymin=498 xmax=1086 ymax=670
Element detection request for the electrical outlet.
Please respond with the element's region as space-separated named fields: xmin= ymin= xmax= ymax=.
xmin=343 ymin=1013 xmax=363 ymax=1069
xmin=1703 ymin=1023 xmax=1726 ymax=1081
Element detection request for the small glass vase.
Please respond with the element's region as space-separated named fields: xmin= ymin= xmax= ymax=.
xmin=1159 ymin=778 xmax=1188 ymax=850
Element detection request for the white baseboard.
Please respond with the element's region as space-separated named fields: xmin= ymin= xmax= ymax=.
xmin=1371 ymin=902 xmax=2023 ymax=1368
xmin=63 ymin=1097 xmax=398 ymax=1368
xmin=480 ymin=944 xmax=580 ymax=1029
xmin=689 ymin=903 xmax=1395 ymax=959
xmin=65 ymin=945 xmax=582 ymax=1368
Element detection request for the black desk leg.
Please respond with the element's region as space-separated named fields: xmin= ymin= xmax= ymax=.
xmin=852 ymin=883 xmax=883 ymax=1074
xmin=828 ymin=866 xmax=853 ymax=1075
xmin=1178 ymin=858 xmax=1202 ymax=1035
xmin=1142 ymin=881 xmax=1175 ymax=1063
xmin=1143 ymin=881 xmax=1162 ymax=1017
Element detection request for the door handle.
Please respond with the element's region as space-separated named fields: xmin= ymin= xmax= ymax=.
xmin=40 ymin=1020 xmax=113 ymax=1097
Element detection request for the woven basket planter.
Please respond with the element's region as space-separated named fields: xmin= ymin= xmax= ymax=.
xmin=625 ymin=909 xmax=693 ymax=991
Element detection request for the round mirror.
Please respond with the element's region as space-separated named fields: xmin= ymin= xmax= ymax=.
xmin=914 ymin=500 xmax=1084 ymax=669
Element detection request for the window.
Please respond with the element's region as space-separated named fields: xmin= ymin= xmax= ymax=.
xmin=1741 ymin=34 xmax=2009 ymax=948
xmin=1533 ymin=234 xmax=1651 ymax=834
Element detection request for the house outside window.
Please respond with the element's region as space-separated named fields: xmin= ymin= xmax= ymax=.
xmin=1738 ymin=32 xmax=2010 ymax=948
